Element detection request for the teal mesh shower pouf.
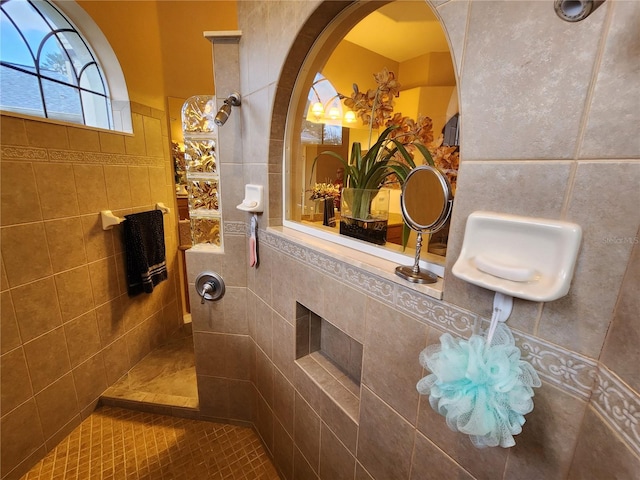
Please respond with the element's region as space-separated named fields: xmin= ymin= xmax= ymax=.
xmin=416 ymin=322 xmax=541 ymax=448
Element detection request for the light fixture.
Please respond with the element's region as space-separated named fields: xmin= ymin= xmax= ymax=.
xmin=311 ymin=102 xmax=324 ymax=119
xmin=344 ymin=110 xmax=356 ymax=124
xmin=328 ymin=107 xmax=340 ymax=120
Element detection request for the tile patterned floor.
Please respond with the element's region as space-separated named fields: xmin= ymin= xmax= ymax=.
xmin=21 ymin=406 xmax=280 ymax=480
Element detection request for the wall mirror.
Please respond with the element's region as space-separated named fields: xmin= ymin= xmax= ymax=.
xmin=395 ymin=165 xmax=453 ymax=284
xmin=284 ymin=0 xmax=459 ymax=273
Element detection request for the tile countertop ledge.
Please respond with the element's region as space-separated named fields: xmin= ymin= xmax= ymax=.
xmin=267 ymin=226 xmax=445 ymax=300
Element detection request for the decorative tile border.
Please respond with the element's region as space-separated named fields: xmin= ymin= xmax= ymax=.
xmin=1 ymin=146 xmax=48 ymax=161
xmin=224 ymin=221 xmax=247 ymax=236
xmin=592 ymin=366 xmax=640 ymax=458
xmin=260 ymin=228 xmax=640 ymax=456
xmin=1 ymin=145 xmax=164 ymax=166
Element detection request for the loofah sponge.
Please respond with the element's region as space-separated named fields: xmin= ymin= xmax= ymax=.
xmin=417 ymin=323 xmax=541 ymax=448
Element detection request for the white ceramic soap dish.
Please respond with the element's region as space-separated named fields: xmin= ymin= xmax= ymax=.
xmin=452 ymin=211 xmax=582 ymax=302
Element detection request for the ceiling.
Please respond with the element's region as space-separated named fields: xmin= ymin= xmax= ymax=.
xmin=344 ymin=1 xmax=450 ymax=63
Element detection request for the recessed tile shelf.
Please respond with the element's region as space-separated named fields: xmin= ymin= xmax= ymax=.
xmin=295 ymin=303 xmax=362 ymax=423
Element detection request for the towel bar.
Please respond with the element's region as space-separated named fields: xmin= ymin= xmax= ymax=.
xmin=101 ymin=203 xmax=171 ymax=230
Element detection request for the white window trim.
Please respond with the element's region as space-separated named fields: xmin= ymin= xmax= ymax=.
xmin=53 ymin=0 xmax=132 ymax=133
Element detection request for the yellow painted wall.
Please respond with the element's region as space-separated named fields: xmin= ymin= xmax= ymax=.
xmin=322 ymin=40 xmax=399 ymax=103
xmin=78 ymin=1 xmax=165 ymax=109
xmin=77 ymin=0 xmax=238 ymax=111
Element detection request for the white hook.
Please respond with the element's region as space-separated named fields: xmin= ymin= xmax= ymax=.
xmin=486 ymin=292 xmax=513 ymax=346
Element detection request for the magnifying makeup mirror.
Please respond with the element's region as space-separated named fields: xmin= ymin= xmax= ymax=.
xmin=395 ymin=165 xmax=453 ymax=284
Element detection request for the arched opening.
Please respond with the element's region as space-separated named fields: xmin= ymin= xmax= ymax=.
xmin=272 ymin=0 xmax=459 ymax=274
xmin=0 ymin=0 xmax=132 ymax=132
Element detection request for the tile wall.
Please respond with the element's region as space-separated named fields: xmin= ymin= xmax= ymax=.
xmin=185 ymin=1 xmax=639 ymax=479
xmin=0 ymin=104 xmax=183 ymax=480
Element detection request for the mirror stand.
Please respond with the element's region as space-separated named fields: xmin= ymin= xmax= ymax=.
xmin=395 ymin=231 xmax=438 ymax=284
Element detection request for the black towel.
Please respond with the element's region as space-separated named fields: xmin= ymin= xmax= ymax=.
xmin=123 ymin=210 xmax=167 ymax=296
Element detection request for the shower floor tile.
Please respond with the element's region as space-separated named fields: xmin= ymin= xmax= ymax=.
xmin=102 ymin=328 xmax=199 ymax=412
xmin=21 ymin=406 xmax=280 ymax=480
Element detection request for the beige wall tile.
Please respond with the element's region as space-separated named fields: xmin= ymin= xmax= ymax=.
xmin=1 ymin=223 xmax=52 ymax=287
xmin=104 ymin=165 xmax=132 ymax=210
xmin=226 ymin=334 xmax=251 ymax=380
xmin=125 ymin=114 xmax=146 ymax=156
xmin=0 ymin=291 xmax=21 ymax=354
xmin=25 ymin=120 xmax=69 ymax=149
xmin=538 ymin=162 xmax=640 ymax=356
xmin=72 ymin=353 xmax=107 ymax=409
xmin=460 ymin=1 xmax=604 ymax=160
xmin=73 ymin=164 xmax=108 ymax=215
xmin=568 ymin=407 xmax=639 ymax=479
xmin=273 ymin=369 xmax=295 ymax=436
xmin=294 ymin=392 xmax=321 ymax=473
xmin=67 ymin=127 xmax=100 ymax=152
xmin=143 ymin=116 xmax=164 ymax=158
xmin=44 ymin=217 xmax=87 ymax=273
xmin=271 ymin=250 xmax=298 ymax=322
xmin=88 ymin=257 xmax=120 ymax=306
xmin=356 ymin=387 xmax=415 ymax=480
xmin=294 ymin=446 xmax=318 ymax=480
xmin=54 ymin=266 xmax=95 ymax=321
xmin=256 ymin=347 xmax=274 ymax=407
xmin=0 ymin=399 xmax=45 ymax=476
xmin=580 ymin=1 xmax=640 ymax=158
xmin=12 ymin=277 xmax=62 ymax=342
xmin=435 ymin=0 xmax=469 ymax=78
xmin=81 ymin=214 xmax=114 ymax=262
xmin=0 ymin=115 xmax=28 ymax=145
xmin=272 ymin=312 xmax=294 ymax=381
xmin=416 ymin=387 xmax=508 ymax=480
xmin=410 ymin=431 xmax=473 ymax=480
xmin=193 ymin=331 xmax=225 ymax=377
xmin=34 ymin=373 xmax=78 ymax=440
xmin=23 ymin=326 xmax=71 ymax=393
xmin=125 ymin=322 xmax=151 ymax=366
xmin=95 ymin=297 xmax=125 ymax=347
xmin=273 ymin=418 xmax=294 ymax=480
xmin=98 ymin=131 xmax=126 ymax=154
xmin=362 ymin=299 xmax=427 ymax=425
xmin=323 ymin=278 xmax=367 ymax=344
xmin=128 ymin=166 xmax=152 ymax=207
xmin=1 ymin=161 xmax=43 ymax=226
xmin=601 ymin=227 xmax=640 ymax=391
xmin=64 ymin=311 xmax=102 ymax=368
xmin=197 ymin=374 xmax=230 ymax=418
xmin=34 ymin=163 xmax=79 ymax=219
xmin=101 ymin=335 xmax=129 ymax=384
xmin=256 ymin=306 xmax=273 ymax=359
xmin=1 ymin=347 xmax=33 ymax=416
xmin=319 ymin=423 xmax=355 ymax=480
xmin=148 ymin=166 xmax=166 ymax=203
xmin=1 ymin=256 xmax=8 ymax=292
xmin=225 ymin=379 xmax=254 ymax=423
xmin=256 ymin=390 xmax=274 ymax=453
xmin=504 ymin=382 xmax=587 ymax=479
xmin=221 ymin=234 xmax=248 ymax=288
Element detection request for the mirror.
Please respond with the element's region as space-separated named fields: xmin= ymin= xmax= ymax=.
xmin=396 ymin=166 xmax=453 ymax=284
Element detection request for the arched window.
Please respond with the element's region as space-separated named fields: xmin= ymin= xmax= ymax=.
xmin=0 ymin=0 xmax=122 ymax=130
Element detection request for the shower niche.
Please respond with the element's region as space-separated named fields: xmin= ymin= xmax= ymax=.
xmin=295 ymin=303 xmax=362 ymax=423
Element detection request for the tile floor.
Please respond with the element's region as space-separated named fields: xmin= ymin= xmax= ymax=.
xmin=21 ymin=406 xmax=280 ymax=479
xmin=21 ymin=327 xmax=280 ymax=479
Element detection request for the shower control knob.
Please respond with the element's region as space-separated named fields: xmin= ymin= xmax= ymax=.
xmin=195 ymin=272 xmax=225 ymax=303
